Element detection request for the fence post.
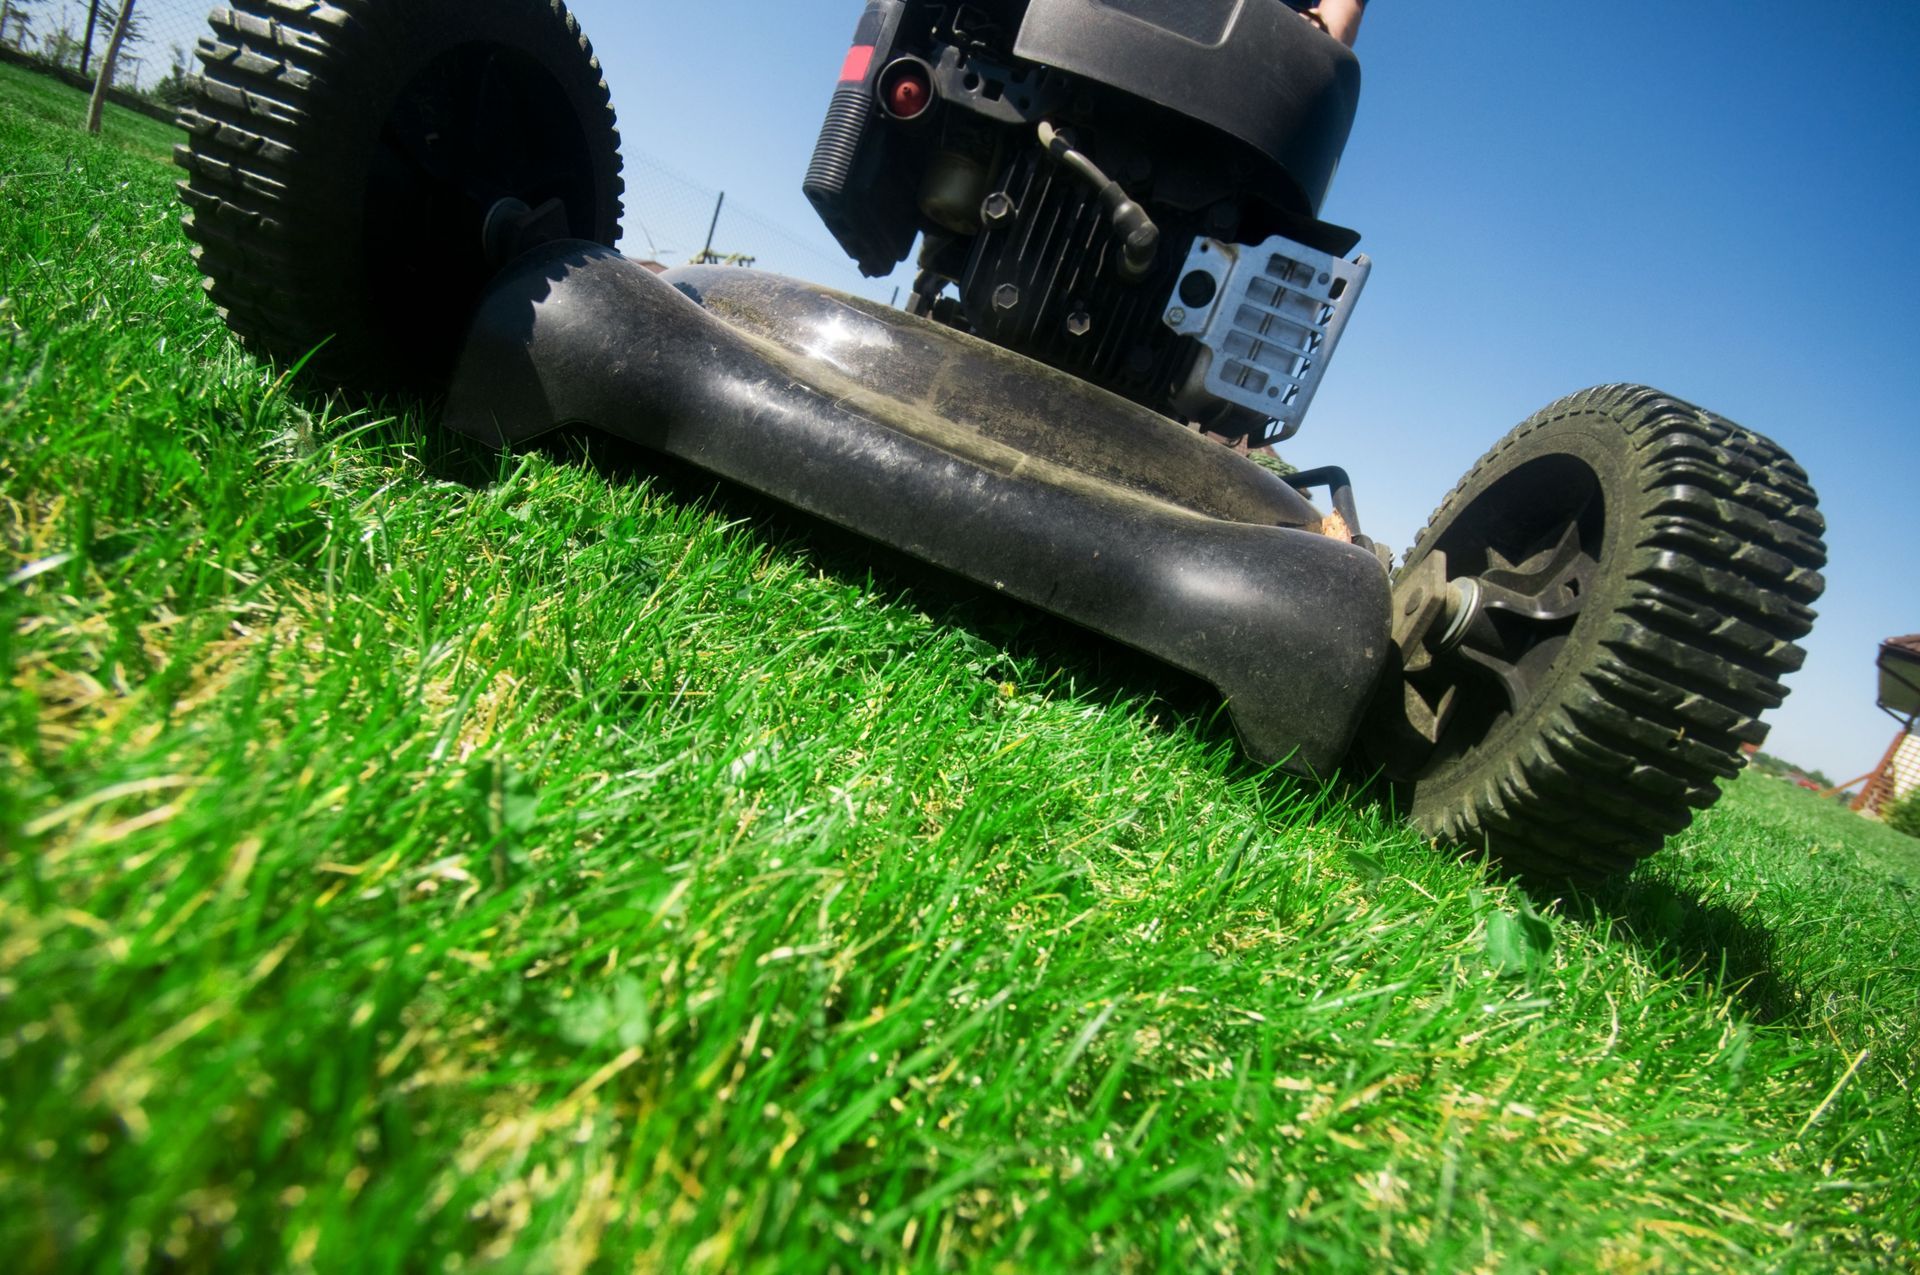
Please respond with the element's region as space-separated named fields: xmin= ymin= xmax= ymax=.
xmin=80 ymin=0 xmax=102 ymax=75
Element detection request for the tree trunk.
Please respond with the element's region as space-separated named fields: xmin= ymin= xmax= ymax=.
xmin=80 ymin=0 xmax=102 ymax=76
xmin=84 ymin=0 xmax=134 ymax=135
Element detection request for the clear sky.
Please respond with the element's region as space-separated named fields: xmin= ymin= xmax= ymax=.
xmin=567 ymin=1 xmax=1918 ymax=783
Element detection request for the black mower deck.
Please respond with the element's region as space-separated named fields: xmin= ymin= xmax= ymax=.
xmin=443 ymin=245 xmax=1392 ymax=774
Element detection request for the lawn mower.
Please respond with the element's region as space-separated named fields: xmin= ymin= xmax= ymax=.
xmin=172 ymin=0 xmax=1827 ymax=880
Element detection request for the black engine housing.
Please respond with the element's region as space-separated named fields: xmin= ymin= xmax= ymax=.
xmin=1012 ymin=0 xmax=1360 ymax=218
xmin=803 ymin=0 xmax=1362 ymax=434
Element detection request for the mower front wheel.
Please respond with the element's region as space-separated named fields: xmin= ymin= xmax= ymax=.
xmin=1363 ymin=385 xmax=1827 ymax=880
xmin=176 ymin=0 xmax=625 ymax=390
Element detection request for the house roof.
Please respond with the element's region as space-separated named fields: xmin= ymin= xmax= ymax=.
xmin=1878 ymin=636 xmax=1920 ymax=719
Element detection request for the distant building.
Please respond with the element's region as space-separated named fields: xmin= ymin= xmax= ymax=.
xmin=1853 ymin=635 xmax=1920 ymax=816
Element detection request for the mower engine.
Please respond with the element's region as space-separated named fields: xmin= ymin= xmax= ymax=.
xmin=804 ymin=0 xmax=1371 ymax=446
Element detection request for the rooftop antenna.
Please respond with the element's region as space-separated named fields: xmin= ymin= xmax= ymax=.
xmin=695 ymin=192 xmax=725 ymax=266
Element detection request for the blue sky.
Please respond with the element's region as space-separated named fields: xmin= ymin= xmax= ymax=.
xmin=562 ymin=0 xmax=1919 ymax=783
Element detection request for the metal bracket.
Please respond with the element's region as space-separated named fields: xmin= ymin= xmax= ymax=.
xmin=1163 ymin=234 xmax=1370 ymax=443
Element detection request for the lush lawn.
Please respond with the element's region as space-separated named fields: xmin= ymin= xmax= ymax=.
xmin=2 ymin=60 xmax=1916 ymax=1271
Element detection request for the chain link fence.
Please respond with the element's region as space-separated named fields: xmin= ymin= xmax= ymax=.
xmin=2 ymin=1 xmax=892 ymax=300
xmin=0 ymin=0 xmax=894 ymax=299
xmin=621 ymin=151 xmax=897 ymax=305
xmin=0 ymin=0 xmax=206 ymax=98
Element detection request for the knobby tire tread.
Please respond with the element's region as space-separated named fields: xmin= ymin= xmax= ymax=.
xmin=1405 ymin=385 xmax=1827 ymax=880
xmin=176 ymin=0 xmax=623 ymax=386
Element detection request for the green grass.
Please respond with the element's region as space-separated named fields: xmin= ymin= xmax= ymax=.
xmin=2 ymin=59 xmax=1917 ymax=1271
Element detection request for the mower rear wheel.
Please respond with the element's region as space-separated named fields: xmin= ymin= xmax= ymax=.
xmin=175 ymin=0 xmax=624 ymax=390
xmin=1373 ymin=385 xmax=1826 ymax=880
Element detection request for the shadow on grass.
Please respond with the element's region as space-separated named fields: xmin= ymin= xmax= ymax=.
xmin=281 ymin=397 xmax=1260 ymax=771
xmin=1567 ymin=877 xmax=1802 ymax=1026
xmin=482 ymin=423 xmax=1250 ymax=757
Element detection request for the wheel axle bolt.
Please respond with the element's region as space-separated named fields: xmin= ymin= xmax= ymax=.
xmin=1438 ymin=579 xmax=1482 ymax=651
xmin=482 ymin=197 xmax=532 ymax=268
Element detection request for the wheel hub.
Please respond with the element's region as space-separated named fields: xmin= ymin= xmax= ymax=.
xmin=1365 ymin=467 xmax=1604 ymax=779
